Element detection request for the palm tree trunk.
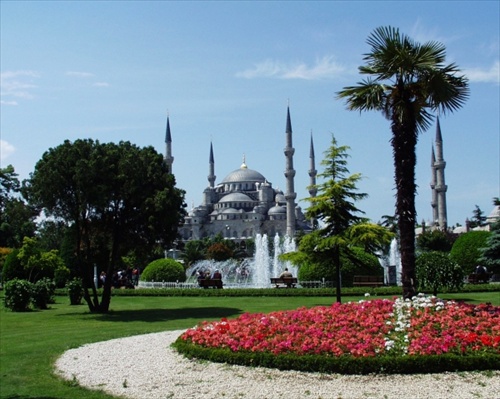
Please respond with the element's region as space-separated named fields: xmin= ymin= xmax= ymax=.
xmin=391 ymin=113 xmax=418 ymax=299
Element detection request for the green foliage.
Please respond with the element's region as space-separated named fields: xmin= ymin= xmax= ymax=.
xmin=417 ymin=230 xmax=456 ymax=252
xmin=141 ymin=258 xmax=186 ymax=283
xmin=469 ymin=205 xmax=487 ymax=228
xmin=4 ymin=278 xmax=34 ymax=311
xmin=478 ymin=221 xmax=500 ymax=274
xmin=25 ymin=139 xmax=186 ymax=312
xmin=66 ymin=278 xmax=83 ymax=305
xmin=53 ymin=265 xmax=71 ymax=288
xmin=32 ymin=278 xmax=56 ymax=309
xmin=416 ymin=251 xmax=464 ymax=295
xmin=2 ymin=249 xmax=26 ymax=282
xmin=0 ymin=165 xmax=37 ymax=247
xmin=450 ymin=231 xmax=490 ymax=274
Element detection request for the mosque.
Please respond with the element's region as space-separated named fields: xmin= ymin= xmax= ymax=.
xmin=163 ymin=108 xmax=498 ymax=244
xmin=164 ymin=107 xmax=315 ymax=243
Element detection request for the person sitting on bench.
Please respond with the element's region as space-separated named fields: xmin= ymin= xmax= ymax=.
xmin=279 ymin=268 xmax=293 ymax=278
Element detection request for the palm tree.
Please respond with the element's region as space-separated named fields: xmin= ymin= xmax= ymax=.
xmin=337 ymin=26 xmax=469 ymax=299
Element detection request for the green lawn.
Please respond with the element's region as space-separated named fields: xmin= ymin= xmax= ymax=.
xmin=1 ymin=292 xmax=499 ymax=399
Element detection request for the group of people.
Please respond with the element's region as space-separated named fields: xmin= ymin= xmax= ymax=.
xmin=196 ymin=269 xmax=222 ymax=285
xmin=98 ymin=266 xmax=141 ymax=289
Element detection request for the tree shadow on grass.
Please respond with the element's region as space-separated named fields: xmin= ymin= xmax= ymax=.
xmin=59 ymin=307 xmax=243 ymax=323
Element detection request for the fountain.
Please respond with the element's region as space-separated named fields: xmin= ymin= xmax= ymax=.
xmin=185 ymin=233 xmax=298 ymax=288
xmin=378 ymin=237 xmax=402 ymax=285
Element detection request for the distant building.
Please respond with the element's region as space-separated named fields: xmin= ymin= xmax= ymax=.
xmin=164 ymin=107 xmax=315 ymax=242
xmin=418 ymin=118 xmax=499 ymax=236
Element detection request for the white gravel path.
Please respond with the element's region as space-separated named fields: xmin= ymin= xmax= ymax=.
xmin=55 ymin=330 xmax=500 ymax=399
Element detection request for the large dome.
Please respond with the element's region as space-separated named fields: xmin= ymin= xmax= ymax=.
xmin=221 ymin=165 xmax=266 ymax=184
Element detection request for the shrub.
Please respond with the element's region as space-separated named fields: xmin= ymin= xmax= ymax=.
xmin=4 ymin=279 xmax=34 ymax=311
xmin=2 ymin=249 xmax=26 ymax=283
xmin=53 ymin=265 xmax=71 ymax=288
xmin=450 ymin=231 xmax=490 ymax=274
xmin=66 ymin=278 xmax=83 ymax=305
xmin=416 ymin=251 xmax=464 ymax=295
xmin=32 ymin=278 xmax=56 ymax=309
xmin=140 ymin=258 xmax=186 ymax=282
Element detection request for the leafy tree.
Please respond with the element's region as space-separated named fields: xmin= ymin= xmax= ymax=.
xmin=478 ymin=221 xmax=500 ymax=274
xmin=25 ymin=139 xmax=186 ymax=312
xmin=450 ymin=231 xmax=490 ymax=274
xmin=337 ymin=26 xmax=469 ymax=299
xmin=16 ymin=236 xmax=66 ymax=282
xmin=302 ymin=134 xmax=392 ymax=302
xmin=416 ymin=229 xmax=456 ymax=253
xmin=180 ymin=240 xmax=206 ymax=267
xmin=469 ymin=205 xmax=487 ymax=228
xmin=206 ymin=242 xmax=234 ymax=262
xmin=416 ymin=251 xmax=464 ymax=295
xmin=0 ymin=165 xmax=37 ymax=247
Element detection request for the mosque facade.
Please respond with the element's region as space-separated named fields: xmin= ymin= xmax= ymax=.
xmin=165 ymin=107 xmax=315 ymax=242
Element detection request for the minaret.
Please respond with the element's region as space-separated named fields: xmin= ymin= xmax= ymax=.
xmin=430 ymin=145 xmax=438 ymax=224
xmin=164 ymin=115 xmax=174 ymax=174
xmin=308 ymin=131 xmax=317 ymax=198
xmin=308 ymin=131 xmax=318 ymax=229
xmin=284 ymin=105 xmax=296 ymax=237
xmin=433 ymin=117 xmax=448 ymax=230
xmin=208 ymin=141 xmax=216 ymax=188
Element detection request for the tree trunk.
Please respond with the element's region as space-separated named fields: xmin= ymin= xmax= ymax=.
xmin=334 ymin=247 xmax=342 ymax=303
xmin=391 ymin=112 xmax=418 ymax=300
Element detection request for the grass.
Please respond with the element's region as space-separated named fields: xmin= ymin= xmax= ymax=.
xmin=0 ymin=291 xmax=499 ymax=399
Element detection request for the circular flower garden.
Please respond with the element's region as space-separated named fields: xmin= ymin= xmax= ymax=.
xmin=173 ymin=294 xmax=500 ymax=375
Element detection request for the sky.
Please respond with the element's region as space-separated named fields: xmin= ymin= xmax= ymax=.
xmin=1 ymin=1 xmax=499 ymax=228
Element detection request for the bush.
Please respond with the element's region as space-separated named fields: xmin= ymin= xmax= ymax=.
xmin=32 ymin=278 xmax=56 ymax=309
xmin=66 ymin=278 xmax=83 ymax=305
xmin=4 ymin=279 xmax=34 ymax=311
xmin=53 ymin=265 xmax=71 ymax=288
xmin=140 ymin=258 xmax=186 ymax=282
xmin=2 ymin=249 xmax=26 ymax=283
xmin=416 ymin=251 xmax=464 ymax=295
xmin=450 ymin=231 xmax=490 ymax=274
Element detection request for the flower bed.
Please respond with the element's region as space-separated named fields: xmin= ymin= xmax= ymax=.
xmin=173 ymin=294 xmax=500 ymax=374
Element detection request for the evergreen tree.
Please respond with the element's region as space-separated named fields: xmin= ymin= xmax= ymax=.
xmin=478 ymin=221 xmax=500 ymax=274
xmin=304 ymin=134 xmax=392 ymax=302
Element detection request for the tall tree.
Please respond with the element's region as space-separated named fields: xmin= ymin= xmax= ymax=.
xmin=0 ymin=165 xmax=37 ymax=247
xmin=337 ymin=26 xmax=469 ymax=299
xmin=25 ymin=139 xmax=186 ymax=312
xmin=469 ymin=205 xmax=487 ymax=228
xmin=303 ymin=134 xmax=392 ymax=302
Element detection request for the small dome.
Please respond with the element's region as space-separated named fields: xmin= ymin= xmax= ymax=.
xmin=221 ymin=208 xmax=239 ymax=214
xmin=219 ymin=192 xmax=253 ymax=202
xmin=268 ymin=204 xmax=286 ymax=214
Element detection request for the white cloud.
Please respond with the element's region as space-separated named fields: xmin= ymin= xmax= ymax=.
xmin=66 ymin=71 xmax=94 ymax=78
xmin=0 ymin=139 xmax=15 ymax=160
xmin=464 ymin=61 xmax=500 ymax=84
xmin=0 ymin=70 xmax=39 ymax=104
xmin=236 ymin=56 xmax=345 ymax=80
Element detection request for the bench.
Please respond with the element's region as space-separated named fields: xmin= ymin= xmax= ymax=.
xmin=198 ymin=279 xmax=223 ymax=289
xmin=270 ymin=277 xmax=298 ymax=288
xmin=353 ymin=275 xmax=384 ymax=287
xmin=467 ymin=273 xmax=490 ymax=284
